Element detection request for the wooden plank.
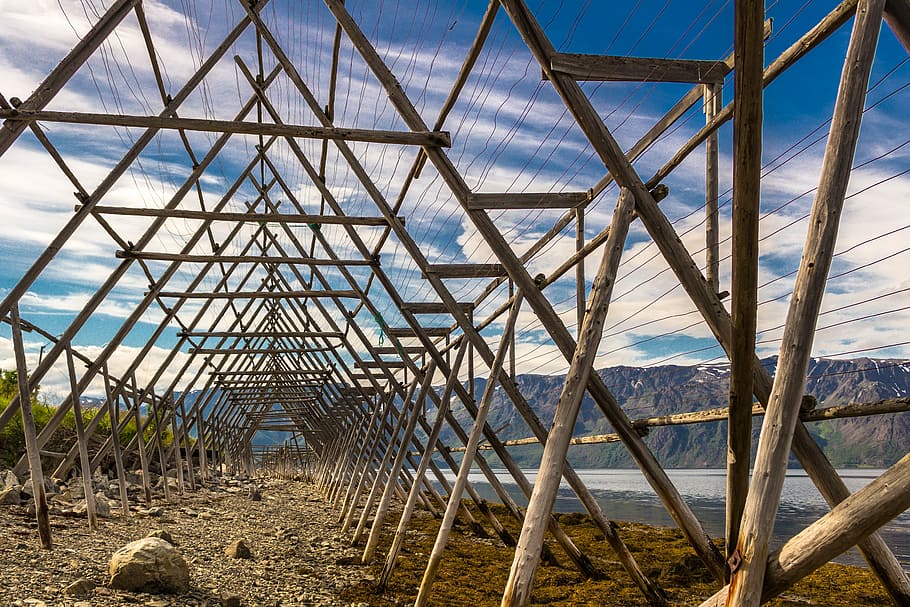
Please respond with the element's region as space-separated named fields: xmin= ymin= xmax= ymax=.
xmin=87 ymin=205 xmax=401 ymax=226
xmin=116 ymin=251 xmax=373 ymax=266
xmin=423 ymin=263 xmax=506 ymax=278
xmin=400 ymin=302 xmax=473 ymax=314
xmin=550 ymin=53 xmax=729 ymax=83
xmin=728 ymin=2 xmax=885 ymax=605
xmin=465 ymin=191 xmax=588 ymax=210
xmin=0 ymin=109 xmax=452 ymax=147
xmin=373 ymin=346 xmax=425 ymax=355
xmin=356 ymin=361 xmax=408 ymax=369
xmin=386 ymin=327 xmax=450 ymax=337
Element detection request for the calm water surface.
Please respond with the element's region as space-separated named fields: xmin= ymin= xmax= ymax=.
xmin=438 ymin=468 xmax=910 ymax=567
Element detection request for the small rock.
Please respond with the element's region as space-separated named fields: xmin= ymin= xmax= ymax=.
xmin=63 ymin=577 xmax=95 ymax=598
xmin=248 ymin=487 xmax=261 ymax=501
xmin=224 ymin=539 xmax=252 ymax=559
xmin=0 ymin=468 xmax=20 ymax=489
xmin=147 ymin=529 xmax=176 ymax=545
xmin=145 ymin=506 xmax=163 ymax=517
xmin=109 ymin=537 xmax=190 ymax=593
xmin=0 ymin=486 xmax=21 ymax=505
xmin=220 ymin=593 xmax=242 ymax=607
xmin=74 ymin=602 xmax=92 ymax=607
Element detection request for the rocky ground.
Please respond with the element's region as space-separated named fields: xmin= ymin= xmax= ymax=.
xmin=0 ymin=474 xmax=377 ymax=607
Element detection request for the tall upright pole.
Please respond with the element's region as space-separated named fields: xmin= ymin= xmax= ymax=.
xmin=726 ymin=0 xmax=764 ymax=569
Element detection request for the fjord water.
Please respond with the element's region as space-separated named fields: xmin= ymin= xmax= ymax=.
xmin=441 ymin=468 xmax=910 ymax=567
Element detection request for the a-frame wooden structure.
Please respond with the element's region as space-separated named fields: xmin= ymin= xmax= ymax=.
xmin=2 ymin=1 xmax=910 ymax=605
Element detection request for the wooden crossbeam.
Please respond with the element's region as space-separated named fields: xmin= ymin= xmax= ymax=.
xmin=212 ymin=369 xmax=332 ymax=376
xmin=157 ymin=290 xmax=358 ymax=299
xmin=84 ymin=205 xmax=402 ymax=226
xmin=1 ymin=109 xmax=451 ymax=147
xmin=465 ymin=191 xmax=588 ymax=210
xmin=423 ymin=263 xmax=506 ymax=278
xmin=400 ymin=302 xmax=473 ymax=314
xmin=177 ymin=330 xmax=343 ymax=338
xmin=116 ymin=251 xmax=373 ymax=266
xmin=356 ymin=361 xmax=408 ymax=369
xmin=373 ymin=346 xmax=425 ymax=355
xmin=191 ymin=347 xmax=330 ymax=354
xmin=549 ymin=53 xmax=730 ymax=83
xmin=386 ymin=327 xmax=450 ymax=337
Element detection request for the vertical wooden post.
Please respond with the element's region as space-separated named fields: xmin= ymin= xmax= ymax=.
xmin=147 ymin=388 xmax=171 ymax=502
xmin=379 ymin=343 xmax=469 ymax=588
xmin=502 ymin=190 xmax=635 ymax=607
xmin=576 ymin=206 xmax=586 ymax=330
xmin=415 ymin=292 xmax=524 ymax=607
xmin=727 ymin=2 xmax=885 ymax=605
xmin=65 ymin=345 xmax=98 ymax=531
xmin=704 ymin=81 xmax=721 ymax=296
xmin=169 ymin=395 xmax=185 ymax=495
xmin=726 ymin=0 xmax=763 ymax=570
xmin=131 ymin=376 xmax=153 ymax=506
xmin=102 ymin=365 xmax=129 ymax=516
xmin=10 ymin=304 xmax=52 ymax=548
xmin=197 ymin=407 xmax=208 ymax=484
xmin=178 ymin=398 xmax=196 ymax=492
xmin=362 ymin=362 xmax=438 ymax=562
xmin=351 ymin=381 xmax=420 ymax=545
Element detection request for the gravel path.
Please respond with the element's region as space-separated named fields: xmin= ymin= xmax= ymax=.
xmin=0 ymin=478 xmax=379 ymax=607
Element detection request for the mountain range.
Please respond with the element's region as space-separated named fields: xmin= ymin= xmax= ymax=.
xmin=444 ymin=357 xmax=910 ymax=469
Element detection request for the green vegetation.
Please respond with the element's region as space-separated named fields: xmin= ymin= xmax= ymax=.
xmin=0 ymin=369 xmax=172 ymax=470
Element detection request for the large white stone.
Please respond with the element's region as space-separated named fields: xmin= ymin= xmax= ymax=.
xmin=109 ymin=537 xmax=190 ymax=593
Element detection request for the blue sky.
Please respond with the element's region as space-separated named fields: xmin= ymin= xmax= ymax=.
xmin=0 ymin=0 xmax=909 ymax=399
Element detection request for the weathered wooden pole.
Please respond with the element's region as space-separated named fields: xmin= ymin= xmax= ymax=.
xmin=102 ymin=365 xmax=129 ymax=516
xmin=378 ymin=343 xmax=469 ymax=588
xmin=501 ymin=190 xmax=637 ymax=607
xmin=65 ymin=345 xmax=98 ymax=531
xmin=726 ymin=0 xmax=764 ymax=569
xmin=10 ymin=305 xmax=52 ymax=548
xmin=415 ymin=292 xmax=525 ymax=607
xmin=361 ymin=361 xmax=438 ymax=563
xmin=703 ymin=452 xmax=910 ymax=606
xmin=704 ymin=81 xmax=722 ymax=295
xmin=726 ymin=2 xmax=885 ymax=605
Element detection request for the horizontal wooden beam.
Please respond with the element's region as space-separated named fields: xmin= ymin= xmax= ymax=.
xmin=1 ymin=109 xmax=451 ymax=147
xmin=465 ymin=191 xmax=588 ymax=210
xmin=373 ymin=346 xmax=425 ymax=355
xmin=212 ymin=369 xmax=332 ymax=376
xmin=191 ymin=347 xmax=331 ymax=354
xmin=356 ymin=361 xmax=408 ymax=369
xmin=549 ymin=53 xmax=730 ymax=83
xmin=157 ymin=290 xmax=358 ymax=299
xmin=178 ymin=330 xmax=343 ymax=339
xmin=400 ymin=301 xmax=473 ymax=314
xmin=84 ymin=205 xmax=402 ymax=226
xmin=117 ymin=251 xmax=373 ymax=266
xmin=464 ymin=396 xmax=910 ymax=450
xmin=424 ymin=263 xmax=506 ymax=278
xmin=386 ymin=327 xmax=451 ymax=338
